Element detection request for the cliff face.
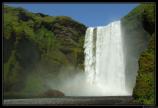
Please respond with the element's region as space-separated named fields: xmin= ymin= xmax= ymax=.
xmin=121 ymin=3 xmax=155 ymax=104
xmin=3 ymin=5 xmax=86 ymax=98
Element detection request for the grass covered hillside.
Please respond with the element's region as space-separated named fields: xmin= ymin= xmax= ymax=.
xmin=122 ymin=3 xmax=155 ymax=104
xmin=3 ymin=5 xmax=86 ymax=98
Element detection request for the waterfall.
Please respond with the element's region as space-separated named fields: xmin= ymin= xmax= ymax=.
xmin=55 ymin=20 xmax=133 ymax=96
xmin=84 ymin=21 xmax=130 ymax=96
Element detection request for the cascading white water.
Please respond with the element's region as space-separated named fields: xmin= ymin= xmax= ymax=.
xmin=50 ymin=20 xmax=134 ymax=96
xmin=84 ymin=20 xmax=130 ymax=96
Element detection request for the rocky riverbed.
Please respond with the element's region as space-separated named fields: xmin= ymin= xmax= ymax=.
xmin=3 ymin=96 xmax=134 ymax=105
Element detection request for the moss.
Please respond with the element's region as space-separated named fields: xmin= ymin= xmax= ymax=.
xmin=133 ymin=33 xmax=155 ymax=104
xmin=122 ymin=3 xmax=155 ymax=104
xmin=3 ymin=4 xmax=86 ymax=98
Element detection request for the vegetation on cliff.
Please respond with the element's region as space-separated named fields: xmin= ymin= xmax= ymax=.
xmin=3 ymin=5 xmax=86 ymax=98
xmin=122 ymin=3 xmax=155 ymax=104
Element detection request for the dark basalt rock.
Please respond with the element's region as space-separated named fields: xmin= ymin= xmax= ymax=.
xmin=42 ymin=89 xmax=65 ymax=97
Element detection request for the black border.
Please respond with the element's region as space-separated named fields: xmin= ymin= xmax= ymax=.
xmin=1 ymin=1 xmax=157 ymax=107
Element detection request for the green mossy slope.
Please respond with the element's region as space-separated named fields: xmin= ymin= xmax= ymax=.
xmin=122 ymin=3 xmax=155 ymax=104
xmin=3 ymin=5 xmax=86 ymax=98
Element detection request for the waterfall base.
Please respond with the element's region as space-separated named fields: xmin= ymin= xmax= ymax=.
xmin=4 ymin=96 xmax=133 ymax=105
